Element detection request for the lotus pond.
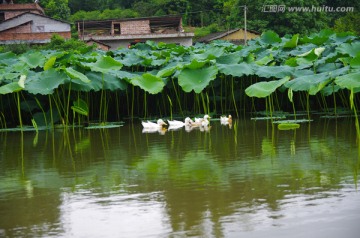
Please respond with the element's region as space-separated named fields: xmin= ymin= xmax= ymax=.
xmin=0 ymin=116 xmax=360 ymax=238
xmin=0 ymin=30 xmax=359 ymax=128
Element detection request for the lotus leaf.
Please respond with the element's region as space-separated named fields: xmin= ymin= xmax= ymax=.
xmin=337 ymin=42 xmax=360 ymax=57
xmin=19 ymin=51 xmax=45 ymax=68
xmin=284 ymin=72 xmax=331 ymax=95
xmin=0 ymin=82 xmax=23 ymax=95
xmin=260 ymin=31 xmax=281 ymax=45
xmin=335 ymin=71 xmax=360 ymax=90
xmin=255 ymin=54 xmax=274 ymax=66
xmin=178 ymin=66 xmax=218 ymax=93
xmin=245 ymin=76 xmax=290 ymax=98
xmin=71 ymin=98 xmax=89 ymax=116
xmin=65 ymin=67 xmax=91 ymax=83
xmin=256 ymin=65 xmax=294 ymax=78
xmin=283 ymin=34 xmax=299 ymax=48
xmin=44 ymin=56 xmax=57 ymax=71
xmin=25 ymin=69 xmax=67 ymax=95
xmin=216 ymin=51 xmax=243 ymax=64
xmin=130 ymin=73 xmax=165 ymax=94
xmin=84 ymin=56 xmax=123 ymax=73
xmin=217 ymin=62 xmax=254 ymax=77
xmin=192 ymin=46 xmax=224 ymax=60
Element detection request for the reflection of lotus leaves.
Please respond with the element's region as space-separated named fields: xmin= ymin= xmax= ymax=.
xmin=261 ymin=138 xmax=276 ymax=158
xmin=135 ymin=146 xmax=170 ymax=180
xmin=179 ymin=151 xmax=228 ymax=187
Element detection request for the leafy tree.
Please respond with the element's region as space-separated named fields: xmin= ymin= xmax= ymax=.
xmin=334 ymin=12 xmax=360 ymax=35
xmin=44 ymin=0 xmax=71 ymax=20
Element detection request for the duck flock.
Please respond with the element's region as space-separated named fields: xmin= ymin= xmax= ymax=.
xmin=141 ymin=114 xmax=232 ymax=134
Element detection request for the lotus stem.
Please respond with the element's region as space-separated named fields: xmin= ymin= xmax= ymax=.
xmin=35 ymin=97 xmax=48 ymax=126
xmin=231 ymin=76 xmax=239 ymax=118
xmin=16 ymin=92 xmax=23 ymax=128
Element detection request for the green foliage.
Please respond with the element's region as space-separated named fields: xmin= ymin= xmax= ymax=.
xmin=0 ymin=30 xmax=359 ymax=127
xmin=43 ymin=34 xmax=95 ymax=53
xmin=334 ymin=13 xmax=360 ymax=35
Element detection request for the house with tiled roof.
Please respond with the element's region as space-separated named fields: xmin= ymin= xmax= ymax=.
xmin=0 ymin=0 xmax=71 ymax=44
xmin=196 ymin=28 xmax=260 ymax=45
xmin=76 ymin=15 xmax=194 ymax=49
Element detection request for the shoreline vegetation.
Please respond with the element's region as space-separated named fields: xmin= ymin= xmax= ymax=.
xmin=0 ymin=30 xmax=359 ymax=133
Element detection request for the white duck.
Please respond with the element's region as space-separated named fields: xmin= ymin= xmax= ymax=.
xmin=191 ymin=115 xmax=211 ymax=127
xmin=141 ymin=119 xmax=167 ymax=129
xmin=168 ymin=117 xmax=193 ymax=130
xmin=220 ymin=115 xmax=232 ymax=124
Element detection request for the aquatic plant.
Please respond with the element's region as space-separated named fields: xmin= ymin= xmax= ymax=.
xmin=0 ymin=30 xmax=359 ymax=128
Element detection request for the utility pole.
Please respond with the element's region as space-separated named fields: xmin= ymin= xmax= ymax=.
xmin=244 ymin=5 xmax=247 ymax=46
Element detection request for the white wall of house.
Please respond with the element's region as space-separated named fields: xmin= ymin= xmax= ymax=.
xmin=0 ymin=13 xmax=70 ymax=33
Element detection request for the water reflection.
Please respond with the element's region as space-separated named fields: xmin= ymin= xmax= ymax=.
xmin=0 ymin=117 xmax=359 ymax=237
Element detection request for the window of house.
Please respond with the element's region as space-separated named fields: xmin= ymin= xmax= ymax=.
xmin=36 ymin=25 xmax=45 ymax=32
xmin=113 ymin=23 xmax=121 ymax=35
xmin=0 ymin=13 xmax=5 ymax=22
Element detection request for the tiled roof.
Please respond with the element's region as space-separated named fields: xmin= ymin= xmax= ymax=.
xmin=0 ymin=3 xmax=44 ymax=14
xmin=197 ymin=28 xmax=260 ymax=43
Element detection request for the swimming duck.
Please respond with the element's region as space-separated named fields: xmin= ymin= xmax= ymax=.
xmin=168 ymin=117 xmax=193 ymax=130
xmin=220 ymin=115 xmax=232 ymax=124
xmin=190 ymin=115 xmax=211 ymax=127
xmin=141 ymin=119 xmax=167 ymax=129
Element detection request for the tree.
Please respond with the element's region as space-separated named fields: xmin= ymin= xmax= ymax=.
xmin=334 ymin=12 xmax=360 ymax=35
xmin=44 ymin=0 xmax=71 ymax=20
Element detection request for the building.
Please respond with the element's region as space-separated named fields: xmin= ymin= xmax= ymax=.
xmin=86 ymin=38 xmax=110 ymax=51
xmin=196 ymin=28 xmax=260 ymax=45
xmin=0 ymin=1 xmax=71 ymax=44
xmin=76 ymin=15 xmax=194 ymax=49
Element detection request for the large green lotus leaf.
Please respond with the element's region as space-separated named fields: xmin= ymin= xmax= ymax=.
xmin=107 ymin=70 xmax=138 ymax=82
xmin=84 ymin=56 xmax=123 ymax=73
xmin=102 ymin=72 xmax=128 ymax=91
xmin=350 ymin=55 xmax=360 ymax=69
xmin=65 ymin=67 xmax=91 ymax=83
xmin=283 ymin=34 xmax=299 ymax=48
xmin=0 ymin=52 xmax=16 ymax=62
xmin=256 ymin=65 xmax=294 ymax=78
xmin=289 ymin=44 xmax=318 ymax=56
xmin=178 ymin=66 xmax=218 ymax=93
xmin=217 ymin=62 xmax=254 ymax=77
xmin=0 ymin=82 xmax=23 ymax=94
xmin=284 ymin=72 xmax=331 ymax=95
xmin=183 ymin=58 xmax=209 ymax=69
xmin=260 ymin=31 xmax=281 ymax=45
xmin=25 ymin=69 xmax=67 ymax=95
xmin=71 ymin=71 xmax=102 ymax=92
xmin=19 ymin=51 xmax=45 ymax=68
xmin=192 ymin=47 xmax=224 ymax=60
xmin=317 ymin=65 xmax=349 ymax=77
xmin=130 ymin=73 xmax=165 ymax=94
xmin=336 ymin=42 xmax=360 ymax=57
xmin=156 ymin=65 xmax=177 ymax=78
xmin=216 ymin=51 xmax=243 ymax=64
xmin=300 ymin=35 xmax=329 ymax=46
xmin=2 ymin=72 xmax=21 ymax=81
xmin=245 ymin=76 xmax=290 ymax=98
xmin=116 ymin=53 xmax=144 ymax=66
xmin=330 ymin=32 xmax=357 ymax=45
xmin=335 ymin=71 xmax=360 ymax=89
xmin=255 ymin=54 xmax=273 ymax=66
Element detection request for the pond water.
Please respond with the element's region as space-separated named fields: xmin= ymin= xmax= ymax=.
xmin=0 ymin=117 xmax=360 ymax=238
